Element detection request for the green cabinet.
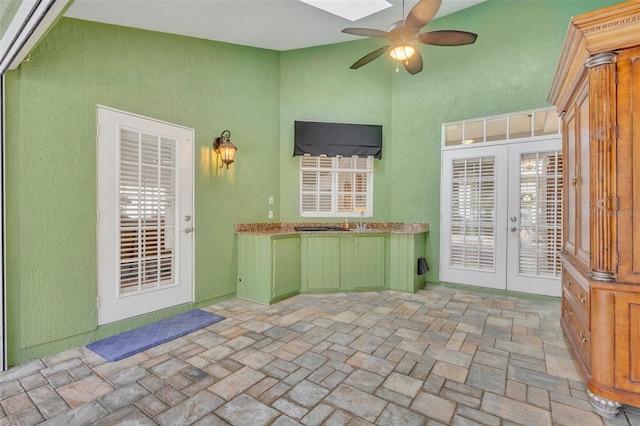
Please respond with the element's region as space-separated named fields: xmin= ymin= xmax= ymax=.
xmin=300 ymin=236 xmax=341 ymax=292
xmin=272 ymin=237 xmax=301 ymax=300
xmin=237 ymin=234 xmax=300 ymax=304
xmin=389 ymin=233 xmax=427 ymax=292
xmin=238 ymin=230 xmax=427 ymax=301
xmin=300 ymin=234 xmax=388 ymax=293
xmin=348 ymin=236 xmax=387 ymax=290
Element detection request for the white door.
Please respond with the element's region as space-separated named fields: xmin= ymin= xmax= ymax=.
xmin=506 ymin=141 xmax=563 ymax=296
xmin=97 ymin=106 xmax=194 ymax=325
xmin=440 ymin=138 xmax=562 ymax=296
xmin=440 ymin=145 xmax=509 ymax=289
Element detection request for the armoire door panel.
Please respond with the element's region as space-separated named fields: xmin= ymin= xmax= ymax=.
xmin=577 ymin=86 xmax=591 ymax=266
xmin=614 ymin=293 xmax=640 ymax=392
xmin=564 ymin=108 xmax=577 ymax=256
xmin=617 ymin=48 xmax=640 ymax=284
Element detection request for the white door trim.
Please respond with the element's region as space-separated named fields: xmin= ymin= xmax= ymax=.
xmin=506 ymin=138 xmax=563 ymax=297
xmin=1 ymin=74 xmax=6 ymax=370
xmin=96 ymin=106 xmax=194 ymax=325
xmin=440 ymin=137 xmax=562 ymax=297
xmin=440 ymin=145 xmax=509 ymax=289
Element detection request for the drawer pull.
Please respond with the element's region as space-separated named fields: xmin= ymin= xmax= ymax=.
xmin=579 ymin=292 xmax=587 ymax=304
xmin=580 ymin=331 xmax=589 ymax=344
xmin=566 ymin=278 xmax=572 ymax=286
xmin=564 ymin=307 xmax=573 ymax=317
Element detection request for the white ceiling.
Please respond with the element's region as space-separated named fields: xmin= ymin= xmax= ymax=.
xmin=64 ymin=0 xmax=485 ymax=51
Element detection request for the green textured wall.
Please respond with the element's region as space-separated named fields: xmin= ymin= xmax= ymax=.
xmin=388 ymin=0 xmax=619 ymax=283
xmin=279 ymin=38 xmax=393 ymax=222
xmin=280 ymin=0 xmax=619 ymax=282
xmin=4 ymin=18 xmax=281 ymax=365
xmin=4 ymin=0 xmax=622 ymax=366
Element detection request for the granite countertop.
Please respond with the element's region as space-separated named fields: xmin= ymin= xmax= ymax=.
xmin=235 ymin=222 xmax=429 ymax=235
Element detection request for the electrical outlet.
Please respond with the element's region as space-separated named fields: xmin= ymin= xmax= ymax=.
xmin=268 ymin=210 xmax=273 ymax=219
xmin=268 ymin=196 xmax=274 ymax=205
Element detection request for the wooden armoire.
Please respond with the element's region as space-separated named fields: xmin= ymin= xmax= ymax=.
xmin=548 ymin=0 xmax=640 ymax=417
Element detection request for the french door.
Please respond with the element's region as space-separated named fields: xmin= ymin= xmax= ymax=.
xmin=440 ymin=138 xmax=562 ymax=296
xmin=97 ymin=106 xmax=194 ymax=325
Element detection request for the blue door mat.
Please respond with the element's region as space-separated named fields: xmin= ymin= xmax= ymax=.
xmin=87 ymin=309 xmax=225 ymax=362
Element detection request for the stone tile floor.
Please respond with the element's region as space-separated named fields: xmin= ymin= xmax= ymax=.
xmin=1 ymin=285 xmax=640 ymax=425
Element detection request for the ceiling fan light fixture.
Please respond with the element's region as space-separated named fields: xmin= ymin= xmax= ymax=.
xmin=389 ymin=43 xmax=416 ymax=61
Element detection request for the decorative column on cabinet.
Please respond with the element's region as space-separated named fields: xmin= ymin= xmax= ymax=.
xmin=586 ymin=52 xmax=617 ymax=283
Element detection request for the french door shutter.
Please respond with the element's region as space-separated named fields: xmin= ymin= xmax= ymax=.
xmin=119 ymin=128 xmax=177 ymax=295
xmin=449 ymin=156 xmax=497 ymax=271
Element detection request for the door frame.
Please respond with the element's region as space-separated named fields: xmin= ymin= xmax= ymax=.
xmin=96 ymin=105 xmax=195 ymax=325
xmin=440 ymin=136 xmax=562 ymax=296
xmin=0 ymin=75 xmax=5 ymax=371
xmin=505 ymin=138 xmax=563 ymax=296
xmin=439 ymin=144 xmax=509 ymax=290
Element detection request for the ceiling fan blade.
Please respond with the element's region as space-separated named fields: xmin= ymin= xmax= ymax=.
xmin=405 ymin=0 xmax=442 ymax=31
xmin=403 ymin=50 xmax=423 ymax=75
xmin=417 ymin=30 xmax=478 ymax=46
xmin=350 ymin=45 xmax=390 ymax=69
xmin=342 ymin=28 xmax=391 ymax=39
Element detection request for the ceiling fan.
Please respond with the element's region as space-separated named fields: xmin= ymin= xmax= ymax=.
xmin=342 ymin=0 xmax=477 ymax=75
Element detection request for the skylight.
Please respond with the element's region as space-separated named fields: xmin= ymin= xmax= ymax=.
xmin=299 ymin=0 xmax=392 ymax=22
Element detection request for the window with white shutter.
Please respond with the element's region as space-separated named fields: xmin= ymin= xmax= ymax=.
xmin=300 ymin=154 xmax=373 ymax=217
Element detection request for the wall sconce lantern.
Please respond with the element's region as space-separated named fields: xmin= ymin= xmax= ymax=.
xmin=213 ymin=130 xmax=237 ymax=169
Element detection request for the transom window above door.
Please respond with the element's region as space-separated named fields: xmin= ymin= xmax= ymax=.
xmin=443 ymin=107 xmax=561 ymax=147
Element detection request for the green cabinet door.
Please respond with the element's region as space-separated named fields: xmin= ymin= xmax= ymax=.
xmin=301 ymin=236 xmax=341 ymax=292
xmin=272 ymin=236 xmax=300 ymax=301
xmin=352 ymin=235 xmax=386 ymax=290
xmin=237 ymin=234 xmax=300 ymax=304
xmin=237 ymin=234 xmax=272 ymax=304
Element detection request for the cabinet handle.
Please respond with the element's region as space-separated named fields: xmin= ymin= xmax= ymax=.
xmin=564 ymin=307 xmax=573 ymax=317
xmin=580 ymin=331 xmax=589 ymax=344
xmin=566 ymin=278 xmax=572 ymax=286
xmin=579 ymin=292 xmax=587 ymax=304
xmin=571 ymin=167 xmax=580 ymax=188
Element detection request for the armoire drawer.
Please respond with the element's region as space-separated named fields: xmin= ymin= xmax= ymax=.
xmin=563 ymin=267 xmax=590 ymax=318
xmin=562 ymin=292 xmax=591 ymax=368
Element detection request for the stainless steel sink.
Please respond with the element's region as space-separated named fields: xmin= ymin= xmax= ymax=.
xmin=294 ymin=226 xmax=349 ymax=232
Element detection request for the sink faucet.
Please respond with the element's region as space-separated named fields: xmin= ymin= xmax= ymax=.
xmin=359 ymin=209 xmax=366 ymax=230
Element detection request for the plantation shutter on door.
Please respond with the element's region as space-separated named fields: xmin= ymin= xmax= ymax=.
xmin=119 ymin=128 xmax=177 ymax=295
xmin=517 ymin=152 xmax=563 ymax=277
xmin=449 ymin=157 xmax=497 ymax=271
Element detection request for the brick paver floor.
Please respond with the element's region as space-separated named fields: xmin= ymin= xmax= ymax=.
xmin=1 ymin=285 xmax=640 ymax=425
